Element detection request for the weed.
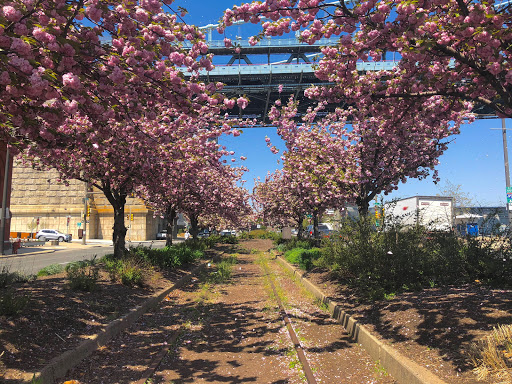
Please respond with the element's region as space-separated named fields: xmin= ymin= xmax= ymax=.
xmin=37 ymin=264 xmax=64 ymax=277
xmin=0 ymin=266 xmax=35 ymax=288
xmin=0 ymin=290 xmax=30 ymax=316
xmin=65 ymin=261 xmax=99 ymax=291
xmin=30 ymin=375 xmax=43 ymax=384
xmin=383 ymin=292 xmax=396 ymax=300
xmin=314 ymin=298 xmax=330 ymax=312
xmin=373 ymin=361 xmax=389 ymax=377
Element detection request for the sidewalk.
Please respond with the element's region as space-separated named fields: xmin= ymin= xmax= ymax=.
xmin=0 ymin=239 xmax=113 ymax=258
xmin=1 ymin=238 xmax=174 ymax=257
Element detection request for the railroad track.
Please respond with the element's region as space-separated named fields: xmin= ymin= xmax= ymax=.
xmin=63 ymin=248 xmax=395 ymax=383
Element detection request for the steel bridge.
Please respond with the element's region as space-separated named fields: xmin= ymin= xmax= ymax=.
xmin=184 ymin=34 xmax=397 ymax=123
xmin=184 ymin=29 xmax=496 ymax=122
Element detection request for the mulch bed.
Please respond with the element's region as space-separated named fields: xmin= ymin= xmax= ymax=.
xmin=0 ymin=259 xmax=203 ymax=382
xmin=302 ymin=267 xmax=512 ymax=383
xmin=1 ymin=239 xmax=510 ymax=384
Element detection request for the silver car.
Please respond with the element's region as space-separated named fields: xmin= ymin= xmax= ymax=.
xmin=36 ymin=229 xmax=72 ymax=242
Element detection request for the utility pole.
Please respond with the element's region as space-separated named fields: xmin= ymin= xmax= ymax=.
xmin=502 ymin=119 xmax=512 ymax=225
xmin=0 ymin=146 xmax=10 ymax=255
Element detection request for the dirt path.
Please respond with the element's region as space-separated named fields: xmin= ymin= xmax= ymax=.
xmin=64 ymin=241 xmax=396 ymax=383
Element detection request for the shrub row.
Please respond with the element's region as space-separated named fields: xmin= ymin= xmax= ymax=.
xmin=317 ymin=217 xmax=512 ymax=300
xmin=276 ymin=217 xmax=512 ymax=300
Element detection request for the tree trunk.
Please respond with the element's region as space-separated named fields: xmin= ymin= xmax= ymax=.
xmin=189 ymin=214 xmax=199 ymax=239
xmin=103 ymin=186 xmax=128 ymax=259
xmin=296 ymin=212 xmax=305 ymax=239
xmin=165 ymin=206 xmax=176 ymax=247
xmin=356 ymin=196 xmax=370 ymax=217
xmin=112 ymin=203 xmax=127 ymax=258
xmin=313 ymin=210 xmax=319 ymax=238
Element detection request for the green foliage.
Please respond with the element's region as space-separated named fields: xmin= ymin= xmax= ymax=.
xmin=0 ymin=290 xmax=30 ymax=316
xmin=207 ymin=256 xmax=238 ymax=284
xmin=318 ymin=217 xmax=512 ymax=300
xmin=214 ymin=235 xmax=239 ymax=244
xmin=239 ymin=229 xmax=280 ymax=240
xmin=103 ymin=252 xmax=150 ymax=287
xmin=37 ymin=264 xmax=65 ymax=277
xmin=0 ymin=266 xmax=35 ymax=288
xmin=284 ymin=247 xmax=322 ymax=271
xmin=65 ymin=261 xmax=99 ymax=291
xmin=276 ymin=238 xmax=316 ymax=253
xmin=114 ymin=243 xmax=204 ymax=270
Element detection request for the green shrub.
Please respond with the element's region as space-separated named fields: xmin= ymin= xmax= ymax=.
xmin=37 ymin=264 xmax=65 ymax=277
xmin=284 ymin=247 xmax=322 ymax=270
xmin=118 ymin=243 xmax=204 ymax=270
xmin=65 ymin=262 xmax=99 ymax=291
xmin=217 ymin=235 xmax=239 ymax=244
xmin=0 ymin=290 xmax=29 ymax=316
xmin=276 ymin=238 xmax=316 ymax=253
xmin=240 ymin=229 xmax=280 ymax=240
xmin=318 ymin=216 xmax=512 ymax=300
xmin=102 ymin=251 xmax=152 ymax=287
xmin=120 ymin=264 xmax=145 ymax=287
xmin=0 ymin=266 xmax=34 ymax=288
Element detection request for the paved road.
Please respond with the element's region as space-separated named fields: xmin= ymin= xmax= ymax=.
xmin=0 ymin=240 xmax=179 ymax=275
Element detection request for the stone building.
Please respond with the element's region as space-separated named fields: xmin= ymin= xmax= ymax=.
xmin=9 ymin=163 xmax=162 ymax=241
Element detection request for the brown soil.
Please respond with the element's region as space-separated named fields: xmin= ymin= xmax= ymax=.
xmin=0 ymin=239 xmax=510 ymax=383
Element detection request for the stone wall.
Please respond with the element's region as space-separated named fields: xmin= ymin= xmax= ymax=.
xmin=9 ymin=163 xmax=160 ymax=241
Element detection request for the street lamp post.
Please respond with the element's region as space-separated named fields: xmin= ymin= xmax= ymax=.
xmin=501 ymin=119 xmax=512 ymax=225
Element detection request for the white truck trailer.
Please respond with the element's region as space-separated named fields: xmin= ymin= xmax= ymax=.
xmin=384 ymin=196 xmax=454 ymax=231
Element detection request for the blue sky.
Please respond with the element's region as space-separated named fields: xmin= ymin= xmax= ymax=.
xmin=180 ymin=1 xmax=511 ymax=207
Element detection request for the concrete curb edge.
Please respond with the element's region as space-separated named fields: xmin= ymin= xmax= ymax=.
xmin=275 ymin=256 xmax=447 ymax=384
xmin=30 ymin=260 xmax=210 ymax=384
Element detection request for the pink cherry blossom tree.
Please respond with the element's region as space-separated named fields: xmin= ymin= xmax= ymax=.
xmin=221 ymin=0 xmax=512 ymax=117
xmin=1 ymin=1 xmax=222 ymax=147
xmin=268 ymin=95 xmax=473 ymax=216
xmin=253 ymin=169 xmax=308 ymax=238
xmin=137 ymin=122 xmax=251 ymax=246
xmin=5 ymin=1 xmax=250 ymax=258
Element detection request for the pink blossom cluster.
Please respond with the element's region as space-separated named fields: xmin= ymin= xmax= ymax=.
xmin=266 ymin=95 xmax=472 ymax=214
xmin=1 ymin=0 xmax=228 ymax=148
xmin=221 ymin=0 xmax=512 ymax=117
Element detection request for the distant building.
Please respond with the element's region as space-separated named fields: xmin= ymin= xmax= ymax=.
xmin=9 ymin=163 xmax=163 ymax=241
xmin=454 ymin=206 xmax=509 ymax=235
xmin=384 ymin=196 xmax=454 ymax=231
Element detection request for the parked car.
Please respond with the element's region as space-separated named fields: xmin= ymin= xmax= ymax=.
xmin=306 ymin=224 xmax=331 ymax=238
xmin=156 ymin=230 xmax=167 ymax=240
xmin=197 ymin=229 xmax=210 ymax=238
xmin=36 ymin=229 xmax=71 ymax=242
xmin=220 ymin=229 xmax=236 ymax=236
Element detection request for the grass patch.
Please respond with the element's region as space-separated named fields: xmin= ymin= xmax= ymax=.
xmin=283 ymin=247 xmax=322 ymax=271
xmin=469 ymin=324 xmax=512 ymax=383
xmin=37 ymin=264 xmax=65 ymax=277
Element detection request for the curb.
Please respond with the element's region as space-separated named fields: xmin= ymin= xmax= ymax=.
xmin=275 ymin=256 xmax=447 ymax=384
xmin=28 ymin=260 xmax=210 ymax=384
xmin=0 ymin=249 xmax=56 ymax=259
